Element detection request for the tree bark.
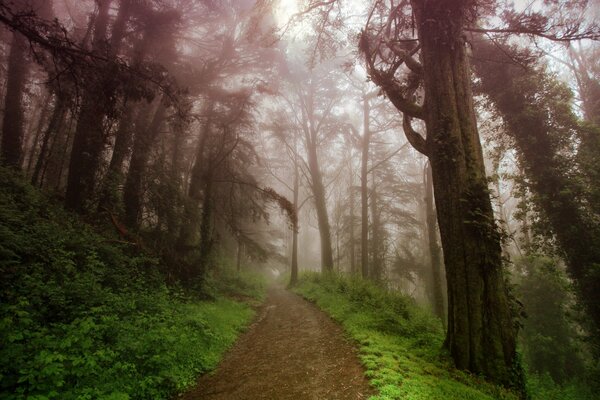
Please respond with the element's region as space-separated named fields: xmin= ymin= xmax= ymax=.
xmin=289 ymin=150 xmax=299 ymax=286
xmin=236 ymin=237 xmax=243 ymax=273
xmin=306 ymin=137 xmax=334 ymax=272
xmin=123 ymin=100 xmax=167 ymax=227
xmin=424 ymin=161 xmax=445 ymax=326
xmin=64 ymin=0 xmax=117 ymax=212
xmin=369 ymin=171 xmax=382 ymax=282
xmin=410 ymin=0 xmax=518 ymax=386
xmin=31 ymin=96 xmax=67 ymax=186
xmin=1 ymin=31 xmax=28 ymax=168
xmin=178 ymin=101 xmax=214 ymax=249
xmin=361 ymin=95 xmax=371 ymax=279
xmin=25 ymin=93 xmax=52 ymax=175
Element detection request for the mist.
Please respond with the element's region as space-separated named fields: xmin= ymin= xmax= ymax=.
xmin=0 ymin=0 xmax=599 ymax=399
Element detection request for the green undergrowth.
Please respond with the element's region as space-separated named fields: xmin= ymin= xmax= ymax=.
xmin=294 ymin=272 xmax=520 ymax=400
xmin=0 ymin=168 xmax=264 ymax=399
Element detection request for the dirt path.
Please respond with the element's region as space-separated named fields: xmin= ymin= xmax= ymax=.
xmin=180 ymin=287 xmax=374 ymax=400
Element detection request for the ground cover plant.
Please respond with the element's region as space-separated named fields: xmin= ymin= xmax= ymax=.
xmin=0 ymin=168 xmax=264 ymax=399
xmin=294 ymin=272 xmax=596 ymax=400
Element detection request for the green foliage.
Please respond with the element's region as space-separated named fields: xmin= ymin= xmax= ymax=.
xmin=513 ymin=255 xmax=598 ymax=398
xmin=527 ymin=374 xmax=597 ymax=400
xmin=0 ymin=168 xmax=262 ymax=399
xmin=294 ymin=272 xmax=520 ymax=400
xmin=515 ymin=256 xmax=585 ymax=383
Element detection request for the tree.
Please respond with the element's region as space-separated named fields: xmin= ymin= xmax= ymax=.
xmin=424 ymin=160 xmax=445 ymax=325
xmin=1 ymin=0 xmax=51 ymax=168
xmin=473 ymin=37 xmax=600 ymax=350
xmin=361 ymin=0 xmax=520 ymax=387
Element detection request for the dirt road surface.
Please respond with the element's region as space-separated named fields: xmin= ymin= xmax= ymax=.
xmin=179 ymin=287 xmax=373 ymax=400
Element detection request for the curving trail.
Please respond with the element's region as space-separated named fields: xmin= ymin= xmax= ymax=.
xmin=180 ymin=287 xmax=373 ymax=400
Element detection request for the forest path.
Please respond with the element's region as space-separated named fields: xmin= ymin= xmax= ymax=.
xmin=179 ymin=286 xmax=374 ymax=400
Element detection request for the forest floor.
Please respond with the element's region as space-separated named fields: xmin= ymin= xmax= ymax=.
xmin=179 ymin=286 xmax=374 ymax=400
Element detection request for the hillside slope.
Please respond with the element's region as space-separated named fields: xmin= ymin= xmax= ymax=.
xmin=0 ymin=168 xmax=262 ymax=399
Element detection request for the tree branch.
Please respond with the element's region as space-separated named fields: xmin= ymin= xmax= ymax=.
xmin=402 ymin=114 xmax=428 ymax=156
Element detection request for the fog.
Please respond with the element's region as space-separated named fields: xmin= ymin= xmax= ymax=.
xmin=1 ymin=0 xmax=599 ymax=397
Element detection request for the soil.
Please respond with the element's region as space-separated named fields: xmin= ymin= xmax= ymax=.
xmin=179 ymin=287 xmax=374 ymax=400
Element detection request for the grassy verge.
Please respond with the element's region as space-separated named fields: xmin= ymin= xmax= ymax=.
xmin=293 ymin=272 xmax=519 ymax=400
xmin=0 ymin=168 xmax=264 ymax=399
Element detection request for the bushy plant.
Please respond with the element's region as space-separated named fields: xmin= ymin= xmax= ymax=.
xmin=0 ymin=168 xmax=262 ymax=399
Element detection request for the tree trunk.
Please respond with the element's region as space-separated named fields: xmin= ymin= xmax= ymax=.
xmin=424 ymin=161 xmax=445 ymax=326
xmin=1 ymin=31 xmax=28 ymax=168
xmin=64 ymin=0 xmax=117 ymax=212
xmin=361 ymin=95 xmax=371 ymax=279
xmin=43 ymin=108 xmax=74 ymax=190
xmin=32 ymin=97 xmax=67 ymax=186
xmin=97 ymin=103 xmax=137 ymax=210
xmin=349 ymin=179 xmax=356 ymax=275
xmin=289 ymin=152 xmax=299 ymax=286
xmin=123 ymin=100 xmax=167 ymax=227
xmin=306 ymin=139 xmax=334 ymax=272
xmin=412 ymin=0 xmax=518 ymax=387
xmin=178 ymin=101 xmax=214 ymax=249
xmin=196 ymin=178 xmax=213 ymax=286
xmin=236 ymin=238 xmax=243 ymax=273
xmin=369 ymin=172 xmax=382 ymax=282
xmin=25 ymin=93 xmax=53 ymax=175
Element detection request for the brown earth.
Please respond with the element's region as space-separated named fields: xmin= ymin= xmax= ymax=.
xmin=179 ymin=287 xmax=374 ymax=400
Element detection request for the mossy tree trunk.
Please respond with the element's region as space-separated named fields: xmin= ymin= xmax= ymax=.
xmin=412 ymin=1 xmax=518 ymax=385
xmin=364 ymin=0 xmax=519 ymax=387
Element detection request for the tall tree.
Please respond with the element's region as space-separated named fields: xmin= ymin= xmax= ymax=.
xmin=361 ymin=0 xmax=519 ymax=386
xmin=0 ymin=0 xmax=52 ymax=167
xmin=1 ymin=29 xmax=28 ymax=167
xmin=473 ymin=37 xmax=600 ymax=350
xmin=64 ymin=0 xmax=113 ymax=211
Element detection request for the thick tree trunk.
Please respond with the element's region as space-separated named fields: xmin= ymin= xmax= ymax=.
xmin=411 ymin=0 xmax=518 ymax=387
xmin=361 ymin=95 xmax=370 ymax=279
xmin=424 ymin=161 xmax=445 ymax=326
xmin=1 ymin=32 xmax=28 ymax=168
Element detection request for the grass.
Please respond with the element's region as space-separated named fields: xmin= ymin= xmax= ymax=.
xmin=293 ymin=272 xmax=520 ymax=400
